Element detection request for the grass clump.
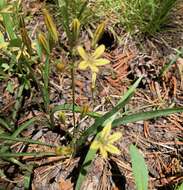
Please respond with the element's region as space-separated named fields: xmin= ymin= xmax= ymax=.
xmin=99 ymin=0 xmax=179 ymax=34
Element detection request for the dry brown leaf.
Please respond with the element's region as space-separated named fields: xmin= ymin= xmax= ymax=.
xmin=59 ymin=178 xmax=73 ymax=190
xmin=177 ymin=57 xmax=183 ymax=89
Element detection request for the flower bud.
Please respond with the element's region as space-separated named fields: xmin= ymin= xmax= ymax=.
xmin=42 ymin=8 xmax=58 ymax=42
xmin=71 ymin=18 xmax=80 ymax=42
xmin=92 ymin=22 xmax=105 ymax=47
xmin=55 ymin=146 xmax=73 ymax=156
xmin=37 ymin=32 xmax=50 ymax=55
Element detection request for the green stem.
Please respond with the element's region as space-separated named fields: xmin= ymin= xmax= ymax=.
xmin=71 ymin=63 xmax=76 ymax=128
xmin=42 ymin=56 xmax=50 ymax=113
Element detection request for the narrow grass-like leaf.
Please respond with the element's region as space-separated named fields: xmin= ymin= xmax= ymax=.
xmin=112 ymin=107 xmax=183 ymax=127
xmin=12 ymin=84 xmax=24 ymax=122
xmin=176 ymin=183 xmax=183 ymax=190
xmin=75 ymin=148 xmax=97 ymax=190
xmin=42 ymin=56 xmax=50 ymax=113
xmin=1 ymin=152 xmax=55 ymax=158
xmin=130 ymin=144 xmax=148 ymax=190
xmin=7 ymin=158 xmax=31 ymax=172
xmin=0 ymin=117 xmax=13 ymax=131
xmin=0 ymin=0 xmax=16 ymax=40
xmin=23 ymin=166 xmax=34 ymax=190
xmin=12 ymin=117 xmax=37 ymax=137
xmin=0 ymin=135 xmax=55 ymax=147
xmin=160 ymin=48 xmax=183 ymax=77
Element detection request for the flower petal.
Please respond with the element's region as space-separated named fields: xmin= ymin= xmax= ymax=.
xmin=91 ymin=72 xmax=97 ymax=89
xmin=91 ymin=140 xmax=100 ymax=150
xmin=92 ymin=45 xmax=105 ymax=59
xmin=90 ymin=65 xmax=99 ymax=73
xmin=100 ymin=145 xmax=108 ymax=158
xmin=108 ymin=132 xmax=122 ymax=143
xmin=100 ymin=122 xmax=111 ymax=139
xmin=94 ymin=58 xmax=110 ymax=66
xmin=105 ymin=144 xmax=121 ymax=155
xmin=77 ymin=46 xmax=88 ymax=60
xmin=78 ymin=61 xmax=88 ymax=70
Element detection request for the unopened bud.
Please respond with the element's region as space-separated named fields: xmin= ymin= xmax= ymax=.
xmin=92 ymin=22 xmax=105 ymax=47
xmin=42 ymin=8 xmax=58 ymax=42
xmin=71 ymin=18 xmax=80 ymax=42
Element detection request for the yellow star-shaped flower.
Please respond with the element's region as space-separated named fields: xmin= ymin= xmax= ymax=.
xmin=91 ymin=122 xmax=122 ymax=158
xmin=77 ymin=45 xmax=110 ymax=88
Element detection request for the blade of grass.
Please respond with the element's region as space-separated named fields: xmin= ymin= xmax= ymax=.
xmin=12 ymin=84 xmax=24 ymax=122
xmin=176 ymin=183 xmax=183 ymax=190
xmin=12 ymin=117 xmax=37 ymax=137
xmin=0 ymin=135 xmax=55 ymax=147
xmin=0 ymin=117 xmax=13 ymax=131
xmin=0 ymin=0 xmax=17 ymax=40
xmin=112 ymin=107 xmax=183 ymax=127
xmin=75 ymin=148 xmax=97 ymax=190
xmin=23 ymin=165 xmax=34 ymax=190
xmin=6 ymin=157 xmax=32 ymax=172
xmin=42 ymin=56 xmax=50 ymax=113
xmin=160 ymin=48 xmax=183 ymax=77
xmin=1 ymin=152 xmax=56 ymax=158
xmin=130 ymin=144 xmax=148 ymax=190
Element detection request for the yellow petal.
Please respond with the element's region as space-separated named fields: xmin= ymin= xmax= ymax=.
xmin=77 ymin=46 xmax=88 ymax=60
xmin=100 ymin=145 xmax=108 ymax=158
xmin=90 ymin=65 xmax=99 ymax=73
xmin=90 ymin=140 xmax=100 ymax=150
xmin=105 ymin=144 xmax=121 ymax=155
xmin=78 ymin=61 xmax=88 ymax=70
xmin=92 ymin=45 xmax=105 ymax=59
xmin=91 ymin=72 xmax=97 ymax=89
xmin=94 ymin=58 xmax=110 ymax=66
xmin=108 ymin=132 xmax=122 ymax=143
xmin=100 ymin=122 xmax=111 ymax=139
xmin=0 ymin=42 xmax=9 ymax=49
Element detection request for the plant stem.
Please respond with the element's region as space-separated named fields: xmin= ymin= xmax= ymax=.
xmin=71 ymin=62 xmax=76 ymax=128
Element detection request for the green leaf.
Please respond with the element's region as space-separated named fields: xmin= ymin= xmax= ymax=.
xmin=75 ymin=148 xmax=97 ymax=190
xmin=130 ymin=144 xmax=148 ymax=190
xmin=8 ymin=38 xmax=22 ymax=47
xmin=113 ymin=107 xmax=183 ymax=127
xmin=0 ymin=135 xmax=55 ymax=147
xmin=176 ymin=183 xmax=183 ymax=190
xmin=6 ymin=81 xmax=14 ymax=94
xmin=23 ymin=166 xmax=34 ymax=190
xmin=0 ymin=152 xmax=56 ymax=158
xmin=0 ymin=0 xmax=16 ymax=40
xmin=1 ymin=63 xmax=9 ymax=71
xmin=0 ymin=117 xmax=13 ymax=131
xmin=12 ymin=117 xmax=37 ymax=137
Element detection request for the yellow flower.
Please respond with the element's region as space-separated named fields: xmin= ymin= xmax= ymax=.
xmin=77 ymin=45 xmax=110 ymax=88
xmin=91 ymin=122 xmax=122 ymax=158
